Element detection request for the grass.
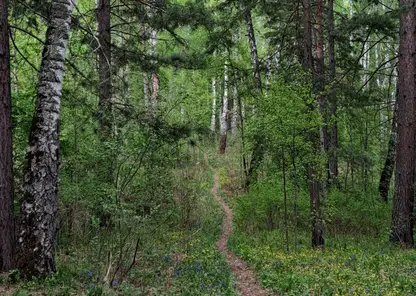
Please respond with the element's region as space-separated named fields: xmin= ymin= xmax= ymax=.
xmin=229 ymin=230 xmax=416 ymax=295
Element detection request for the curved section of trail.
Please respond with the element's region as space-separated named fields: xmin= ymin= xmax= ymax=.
xmin=211 ymin=172 xmax=275 ymax=296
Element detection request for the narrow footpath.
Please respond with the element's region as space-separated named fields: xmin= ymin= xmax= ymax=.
xmin=211 ymin=172 xmax=276 ymax=296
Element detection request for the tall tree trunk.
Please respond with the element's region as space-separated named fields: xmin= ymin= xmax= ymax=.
xmin=219 ymin=63 xmax=229 ymax=154
xmin=315 ymin=0 xmax=328 ymax=198
xmin=210 ymin=77 xmax=217 ymax=132
xmin=231 ymin=70 xmax=239 ymax=141
xmin=302 ymin=0 xmax=313 ymax=72
xmin=245 ymin=9 xmax=262 ymax=91
xmin=244 ymin=7 xmax=264 ymax=188
xmin=303 ymin=0 xmax=324 ymax=248
xmin=16 ymin=0 xmax=75 ymax=277
xmin=149 ymin=2 xmax=159 ymax=115
xmin=0 ymin=0 xmax=15 ymax=272
xmin=390 ymin=0 xmax=416 ymax=247
xmin=379 ymin=98 xmax=398 ymax=203
xmin=328 ymin=0 xmax=338 ymax=181
xmin=141 ymin=21 xmax=150 ymax=107
xmin=97 ymin=0 xmax=112 ymax=137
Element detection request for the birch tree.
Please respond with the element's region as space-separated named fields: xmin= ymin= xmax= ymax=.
xmin=210 ymin=77 xmax=217 ymax=132
xmin=231 ymin=71 xmax=239 ymax=141
xmin=16 ymin=0 xmax=76 ymax=276
xmin=149 ymin=2 xmax=159 ymax=115
xmin=219 ymin=63 xmax=229 ymax=154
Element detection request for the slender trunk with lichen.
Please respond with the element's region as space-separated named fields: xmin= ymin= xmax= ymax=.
xmin=210 ymin=78 xmax=217 ymax=132
xmin=231 ymin=71 xmax=239 ymax=141
xmin=16 ymin=0 xmax=75 ymax=277
xmin=149 ymin=27 xmax=159 ymax=115
xmin=219 ymin=63 xmax=229 ymax=154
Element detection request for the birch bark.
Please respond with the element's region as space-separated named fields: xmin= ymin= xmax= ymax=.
xmin=16 ymin=0 xmax=76 ymax=276
xmin=219 ymin=64 xmax=229 ymax=154
xmin=210 ymin=78 xmax=217 ymax=132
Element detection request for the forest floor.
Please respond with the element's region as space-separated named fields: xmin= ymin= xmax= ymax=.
xmin=211 ymin=171 xmax=275 ymax=296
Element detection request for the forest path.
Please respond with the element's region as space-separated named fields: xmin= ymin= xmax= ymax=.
xmin=210 ymin=172 xmax=276 ymax=296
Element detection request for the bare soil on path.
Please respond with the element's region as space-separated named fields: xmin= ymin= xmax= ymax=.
xmin=211 ymin=172 xmax=276 ymax=296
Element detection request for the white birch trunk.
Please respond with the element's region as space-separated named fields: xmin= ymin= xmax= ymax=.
xmin=231 ymin=71 xmax=239 ymax=140
xmin=141 ymin=22 xmax=150 ymax=108
xmin=150 ymin=27 xmax=159 ymax=114
xmin=16 ymin=0 xmax=75 ymax=277
xmin=210 ymin=78 xmax=217 ymax=132
xmin=148 ymin=1 xmax=159 ymax=116
xmin=219 ymin=63 xmax=229 ymax=154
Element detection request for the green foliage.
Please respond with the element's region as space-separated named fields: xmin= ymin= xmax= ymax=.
xmin=233 ymin=174 xmax=309 ymax=233
xmin=6 ymin=0 xmax=407 ymax=294
xmin=229 ymin=229 xmax=416 ymax=295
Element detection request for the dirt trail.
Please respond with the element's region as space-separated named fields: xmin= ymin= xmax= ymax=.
xmin=211 ymin=172 xmax=275 ymax=296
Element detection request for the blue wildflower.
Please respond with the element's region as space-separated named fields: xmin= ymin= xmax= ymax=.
xmin=87 ymin=284 xmax=96 ymax=289
xmin=111 ymin=280 xmax=118 ymax=287
xmin=345 ymin=259 xmax=351 ymax=266
xmin=194 ymin=261 xmax=203 ymax=272
xmin=85 ymin=270 xmax=93 ymax=278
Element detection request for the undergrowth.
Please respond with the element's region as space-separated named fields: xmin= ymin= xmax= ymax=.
xmin=228 ymin=173 xmax=416 ymax=296
xmin=1 ymin=159 xmax=238 ymax=296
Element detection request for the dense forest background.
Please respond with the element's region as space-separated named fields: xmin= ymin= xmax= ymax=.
xmin=1 ymin=0 xmax=416 ymax=295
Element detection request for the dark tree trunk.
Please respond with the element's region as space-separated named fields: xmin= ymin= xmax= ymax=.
xmin=245 ymin=9 xmax=262 ymax=91
xmin=303 ymin=0 xmax=324 ymax=248
xmin=315 ymin=0 xmax=326 ymax=138
xmin=16 ymin=0 xmax=75 ymax=277
xmin=97 ymin=0 xmax=112 ymax=138
xmin=244 ymin=7 xmax=264 ymax=188
xmin=302 ymin=0 xmax=313 ymax=73
xmin=328 ymin=0 xmax=338 ymax=182
xmin=0 ymin=0 xmax=15 ymax=272
xmin=315 ymin=0 xmax=328 ymax=201
xmin=379 ymin=97 xmax=398 ymax=202
xmin=309 ymin=166 xmax=324 ymax=247
xmin=390 ymin=0 xmax=416 ymax=248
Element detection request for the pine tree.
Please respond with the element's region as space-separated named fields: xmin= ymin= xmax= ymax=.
xmin=0 ymin=0 xmax=15 ymax=272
